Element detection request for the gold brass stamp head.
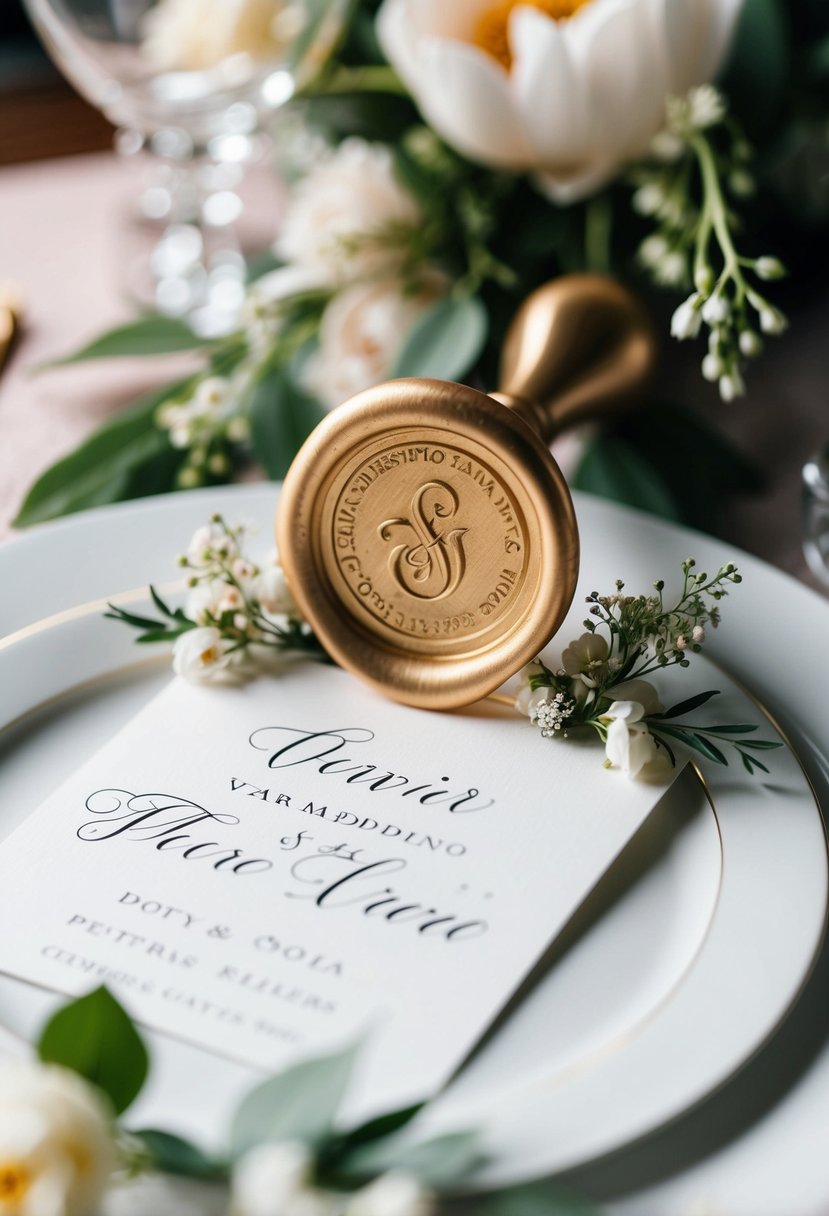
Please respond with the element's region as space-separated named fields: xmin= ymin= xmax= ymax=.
xmin=276 ymin=274 xmax=655 ymax=710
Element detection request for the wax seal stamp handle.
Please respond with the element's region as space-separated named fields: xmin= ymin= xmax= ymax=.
xmin=497 ymin=273 xmax=656 ymax=441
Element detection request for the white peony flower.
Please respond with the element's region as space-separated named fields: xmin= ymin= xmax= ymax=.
xmin=141 ymin=0 xmax=290 ymax=72
xmin=172 ymin=626 xmax=234 ymax=680
xmin=344 ymin=1171 xmax=434 ymax=1216
xmin=604 ymin=699 xmax=658 ymax=776
xmin=230 ymin=1141 xmax=320 ymax=1216
xmin=276 ymin=139 xmax=423 ymax=286
xmin=304 ymin=274 xmax=447 ymax=410
xmin=378 ymin=0 xmax=743 ymax=203
xmin=0 ymin=1059 xmax=117 ymax=1216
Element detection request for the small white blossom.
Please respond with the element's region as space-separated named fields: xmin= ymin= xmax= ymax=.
xmin=603 ymin=701 xmax=659 ymax=777
xmin=230 ymin=1141 xmax=314 ymax=1216
xmin=701 ymin=294 xmax=730 ymax=325
xmin=675 ymin=634 xmax=688 ymax=650
xmin=670 ymin=294 xmax=703 ymax=340
xmin=561 ymin=633 xmax=609 ymax=688
xmin=638 ymin=234 xmax=669 ymax=267
xmin=344 ymin=1171 xmax=434 ymax=1216
xmin=172 ymin=627 xmax=233 ymax=681
xmin=693 ymin=625 xmax=705 ymax=643
xmin=755 ymin=256 xmax=786 ymax=281
xmin=256 ymin=558 xmax=296 ymax=617
xmin=759 ymin=306 xmax=788 ymax=335
xmin=649 ymin=130 xmax=684 ymax=163
xmin=0 ymin=1059 xmax=117 ymax=1216
xmin=701 ymin=353 xmax=724 ymax=382
xmin=687 ymin=84 xmax=727 ymax=130
xmin=718 ymin=369 xmax=745 ymax=401
xmin=738 ymin=329 xmax=762 ymax=358
xmin=632 ymin=182 xmax=665 ymax=216
xmin=653 ymin=250 xmax=687 ymax=287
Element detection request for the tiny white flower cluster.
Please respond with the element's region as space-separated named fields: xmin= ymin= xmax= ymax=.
xmin=635 ymin=85 xmax=788 ymax=401
xmin=532 ymin=691 xmax=576 ymax=739
xmin=157 ymin=375 xmax=251 ymax=488
xmin=231 ymin=1140 xmax=433 ymax=1216
xmin=169 ymin=517 xmax=304 ymax=682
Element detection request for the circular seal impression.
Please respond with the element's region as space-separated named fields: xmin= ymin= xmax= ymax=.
xmin=277 ymin=379 xmax=579 ymax=710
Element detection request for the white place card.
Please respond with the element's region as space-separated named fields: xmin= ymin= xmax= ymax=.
xmin=0 ymin=664 xmax=677 ymax=1114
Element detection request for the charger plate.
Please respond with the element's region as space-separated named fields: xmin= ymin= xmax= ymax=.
xmin=0 ymin=484 xmax=826 ymax=1184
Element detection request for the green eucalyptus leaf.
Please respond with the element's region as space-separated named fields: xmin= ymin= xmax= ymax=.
xmin=13 ymin=382 xmax=186 ymax=526
xmin=248 ymin=367 xmax=326 ymax=481
xmin=572 ymin=436 xmax=680 ymax=520
xmin=135 ymin=1129 xmax=222 ymax=1180
xmin=231 ymin=1042 xmax=360 ymax=1158
xmin=337 ymin=1102 xmax=426 ymax=1150
xmin=41 ymin=316 xmax=211 ymax=368
xmin=342 ymin=1129 xmax=481 ymax=1188
xmin=484 ymin=1181 xmax=600 ymax=1216
xmin=38 ymin=987 xmax=149 ymax=1115
xmin=391 ymin=296 xmax=488 ymax=382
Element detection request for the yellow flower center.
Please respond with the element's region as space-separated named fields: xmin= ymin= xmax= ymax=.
xmin=0 ymin=1162 xmax=32 ymax=1208
xmin=473 ymin=0 xmax=592 ymax=69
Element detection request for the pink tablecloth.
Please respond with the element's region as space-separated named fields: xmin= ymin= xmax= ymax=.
xmin=0 ymin=151 xmax=825 ymax=589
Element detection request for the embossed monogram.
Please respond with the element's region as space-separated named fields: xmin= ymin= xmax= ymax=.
xmin=379 ymin=480 xmax=468 ymax=600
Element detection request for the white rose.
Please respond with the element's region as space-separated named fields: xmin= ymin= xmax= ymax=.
xmin=304 ymin=274 xmax=446 ymax=410
xmin=172 ymin=626 xmax=233 ymax=681
xmin=344 ymin=1171 xmax=434 ymax=1216
xmin=378 ymin=0 xmax=743 ymax=203
xmin=141 ymin=0 xmax=289 ymax=72
xmin=277 ymin=139 xmax=423 ymax=285
xmin=230 ymin=1141 xmax=317 ymax=1216
xmin=604 ymin=700 xmax=658 ymax=777
xmin=0 ymin=1059 xmax=117 ymax=1216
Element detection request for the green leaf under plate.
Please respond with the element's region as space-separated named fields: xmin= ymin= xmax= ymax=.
xmin=38 ymin=987 xmax=149 ymax=1116
xmin=248 ymin=366 xmax=326 ymax=482
xmin=230 ymin=1042 xmax=360 ymax=1159
xmin=13 ymin=382 xmax=186 ymax=527
xmin=40 ymin=316 xmax=212 ymax=368
xmin=391 ymin=295 xmax=488 ymax=382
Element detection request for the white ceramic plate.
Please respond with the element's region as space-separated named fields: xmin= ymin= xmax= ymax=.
xmin=0 ymin=486 xmax=826 ymax=1184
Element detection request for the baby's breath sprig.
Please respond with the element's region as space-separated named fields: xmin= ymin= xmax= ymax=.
xmin=517 ymin=558 xmax=781 ymax=778
xmin=105 ymin=514 xmax=326 ymax=680
xmin=632 ymin=84 xmax=787 ymax=401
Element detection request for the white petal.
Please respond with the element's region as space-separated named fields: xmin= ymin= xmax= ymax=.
xmin=414 ymin=38 xmax=532 ymax=167
xmin=510 ymin=9 xmax=590 ymax=167
xmin=662 ymin=0 xmax=743 ymax=92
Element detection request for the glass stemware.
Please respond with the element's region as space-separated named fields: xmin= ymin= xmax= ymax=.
xmin=24 ymin=0 xmax=348 ymax=335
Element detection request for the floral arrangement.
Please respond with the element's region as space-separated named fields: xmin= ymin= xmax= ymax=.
xmin=107 ymin=515 xmax=781 ymax=778
xmin=14 ymin=0 xmax=829 ymax=532
xmin=2 ymin=985 xmax=595 ymax=1215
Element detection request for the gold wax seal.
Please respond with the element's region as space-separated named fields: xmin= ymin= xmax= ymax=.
xmin=276 ymin=274 xmax=655 ymax=710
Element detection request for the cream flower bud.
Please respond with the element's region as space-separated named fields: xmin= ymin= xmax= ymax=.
xmin=670 ymin=295 xmax=703 ymax=341
xmin=759 ymin=307 xmax=788 ymax=336
xmin=738 ymin=329 xmax=762 ymax=358
xmin=755 ymin=256 xmax=786 ymax=281
xmin=603 ymin=703 xmax=658 ymax=777
xmin=256 ymin=561 xmax=297 ymax=617
xmin=693 ymin=624 xmax=705 ymax=642
xmin=0 ymin=1059 xmax=117 ymax=1216
xmin=701 ymin=353 xmax=724 ymax=382
xmin=718 ymin=370 xmax=745 ymax=401
xmin=701 ymin=294 xmax=730 ymax=325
